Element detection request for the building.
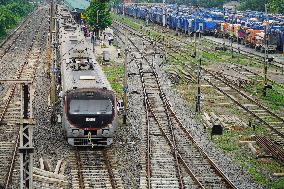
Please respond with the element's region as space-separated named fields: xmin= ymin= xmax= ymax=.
xmin=64 ymin=0 xmax=90 ymax=13
xmin=64 ymin=0 xmax=90 ymax=21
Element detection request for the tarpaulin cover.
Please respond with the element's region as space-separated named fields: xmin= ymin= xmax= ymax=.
xmin=205 ymin=22 xmax=217 ymax=30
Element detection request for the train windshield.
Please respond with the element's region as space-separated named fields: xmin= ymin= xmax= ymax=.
xmin=69 ymin=99 xmax=113 ymax=115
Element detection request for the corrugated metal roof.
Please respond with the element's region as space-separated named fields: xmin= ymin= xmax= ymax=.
xmin=65 ymin=0 xmax=90 ymax=12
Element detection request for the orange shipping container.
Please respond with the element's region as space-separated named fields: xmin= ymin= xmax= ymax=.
xmin=245 ymin=29 xmax=264 ymax=46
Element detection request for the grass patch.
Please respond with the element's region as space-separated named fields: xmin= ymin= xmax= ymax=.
xmin=245 ymin=82 xmax=284 ymax=111
xmin=269 ymin=178 xmax=284 ymax=189
xmin=99 ymin=57 xmax=124 ymax=98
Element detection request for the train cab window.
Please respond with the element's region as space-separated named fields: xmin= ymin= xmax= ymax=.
xmin=69 ymin=99 xmax=113 ymax=115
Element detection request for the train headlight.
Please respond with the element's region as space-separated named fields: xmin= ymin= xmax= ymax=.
xmin=72 ymin=129 xmax=80 ymax=137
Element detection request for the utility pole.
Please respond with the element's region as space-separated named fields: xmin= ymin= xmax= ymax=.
xmin=146 ymin=10 xmax=149 ymax=26
xmin=231 ymin=6 xmax=236 ymax=58
xmin=195 ymin=29 xmax=202 ymax=113
xmin=123 ymin=32 xmax=128 ymax=124
xmin=193 ymin=18 xmax=197 ymax=58
xmin=162 ymin=0 xmax=166 ymax=27
xmin=263 ymin=4 xmax=269 ymax=97
xmin=49 ymin=0 xmax=57 ymax=108
xmin=96 ymin=10 xmax=100 ymax=37
xmin=223 ymin=8 xmax=226 ymax=50
xmin=0 ymin=80 xmax=34 ymax=189
xmin=195 ymin=58 xmax=201 ymax=113
xmin=19 ymin=83 xmax=34 ymax=189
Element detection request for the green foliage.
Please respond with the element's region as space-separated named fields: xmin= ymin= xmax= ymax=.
xmin=194 ymin=0 xmax=228 ymax=7
xmin=85 ymin=0 xmax=112 ymax=31
xmin=269 ymin=0 xmax=284 ymax=14
xmin=101 ymin=61 xmax=124 ymax=97
xmin=0 ymin=0 xmax=34 ymax=38
xmin=269 ymin=177 xmax=284 ymax=189
xmin=239 ymin=0 xmax=269 ymax=11
xmin=245 ymin=82 xmax=284 ymax=111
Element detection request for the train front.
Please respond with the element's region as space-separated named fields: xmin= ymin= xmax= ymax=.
xmin=64 ymin=88 xmax=117 ymax=146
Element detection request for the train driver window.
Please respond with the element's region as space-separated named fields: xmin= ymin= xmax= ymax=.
xmin=69 ymin=99 xmax=113 ymax=115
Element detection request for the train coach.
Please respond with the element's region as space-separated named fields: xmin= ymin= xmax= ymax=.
xmin=58 ymin=7 xmax=117 ymax=146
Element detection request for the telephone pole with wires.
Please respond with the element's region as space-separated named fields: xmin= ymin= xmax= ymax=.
xmin=263 ymin=4 xmax=270 ymax=97
xmin=123 ymin=31 xmax=128 ymax=124
xmin=195 ymin=28 xmax=202 ymax=113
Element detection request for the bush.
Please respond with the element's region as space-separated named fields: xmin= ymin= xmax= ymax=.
xmin=0 ymin=0 xmax=34 ymax=38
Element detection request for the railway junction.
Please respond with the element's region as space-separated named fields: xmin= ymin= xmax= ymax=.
xmin=0 ymin=0 xmax=283 ymax=189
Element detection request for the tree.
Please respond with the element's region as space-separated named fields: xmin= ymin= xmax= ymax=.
xmin=0 ymin=6 xmax=16 ymax=29
xmin=269 ymin=0 xmax=284 ymax=14
xmin=239 ymin=0 xmax=269 ymax=12
xmin=0 ymin=0 xmax=34 ymax=38
xmin=85 ymin=0 xmax=112 ymax=32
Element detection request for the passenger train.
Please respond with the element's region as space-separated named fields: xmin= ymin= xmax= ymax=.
xmin=57 ymin=6 xmax=117 ymax=146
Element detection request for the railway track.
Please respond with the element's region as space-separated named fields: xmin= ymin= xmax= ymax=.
xmin=0 ymin=7 xmax=48 ymax=187
xmin=0 ymin=7 xmax=43 ymax=59
xmin=70 ymin=148 xmax=123 ymax=189
xmin=0 ymin=7 xmax=48 ymax=101
xmin=114 ymin=20 xmax=284 ymax=147
xmin=129 ymin=16 xmax=284 ymax=69
xmin=114 ymin=21 xmax=239 ymax=189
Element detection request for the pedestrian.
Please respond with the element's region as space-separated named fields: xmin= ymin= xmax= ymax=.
xmin=117 ymin=48 xmax=121 ymax=58
xmin=108 ymin=35 xmax=112 ymax=46
xmin=91 ymin=34 xmax=94 ymax=43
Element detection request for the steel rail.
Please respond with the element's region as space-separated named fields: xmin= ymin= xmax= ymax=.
xmin=202 ymin=73 xmax=284 ymax=139
xmin=224 ymin=64 xmax=284 ymax=95
xmin=102 ymin=150 xmax=117 ymax=189
xmin=115 ymin=19 xmax=284 ymax=71
xmin=75 ymin=150 xmax=85 ymax=189
xmin=138 ymin=65 xmax=185 ymax=189
xmin=140 ymin=68 xmax=152 ymax=189
xmin=114 ymin=20 xmax=284 ymax=142
xmin=114 ymin=23 xmax=238 ymax=188
xmin=0 ymin=8 xmax=40 ymax=59
xmin=4 ymin=134 xmax=19 ymax=189
xmin=0 ymin=17 xmax=44 ymax=122
xmin=2 ymin=15 xmax=48 ymax=188
xmin=149 ymin=66 xmax=238 ymax=189
xmin=207 ymin=69 xmax=284 ymax=123
xmin=255 ymin=136 xmax=284 ymax=164
xmin=126 ymin=17 xmax=284 ymax=67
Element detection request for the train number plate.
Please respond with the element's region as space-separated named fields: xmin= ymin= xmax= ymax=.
xmin=86 ymin=118 xmax=96 ymax=122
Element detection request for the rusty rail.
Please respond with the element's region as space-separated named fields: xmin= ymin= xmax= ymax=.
xmin=118 ymin=21 xmax=284 ymax=142
xmin=1 ymin=15 xmax=46 ymax=189
xmin=0 ymin=16 xmax=44 ymax=122
xmin=139 ymin=65 xmax=185 ymax=189
xmin=202 ymin=69 xmax=284 ymax=139
xmin=102 ymin=150 xmax=117 ymax=189
xmin=115 ymin=22 xmax=237 ymax=188
xmin=0 ymin=8 xmax=40 ymax=59
xmin=140 ymin=71 xmax=152 ymax=188
xmin=256 ymin=136 xmax=284 ymax=164
xmin=4 ymin=134 xmax=19 ymax=189
xmin=75 ymin=150 xmax=85 ymax=189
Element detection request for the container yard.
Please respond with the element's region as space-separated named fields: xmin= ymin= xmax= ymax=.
xmin=0 ymin=0 xmax=283 ymax=188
